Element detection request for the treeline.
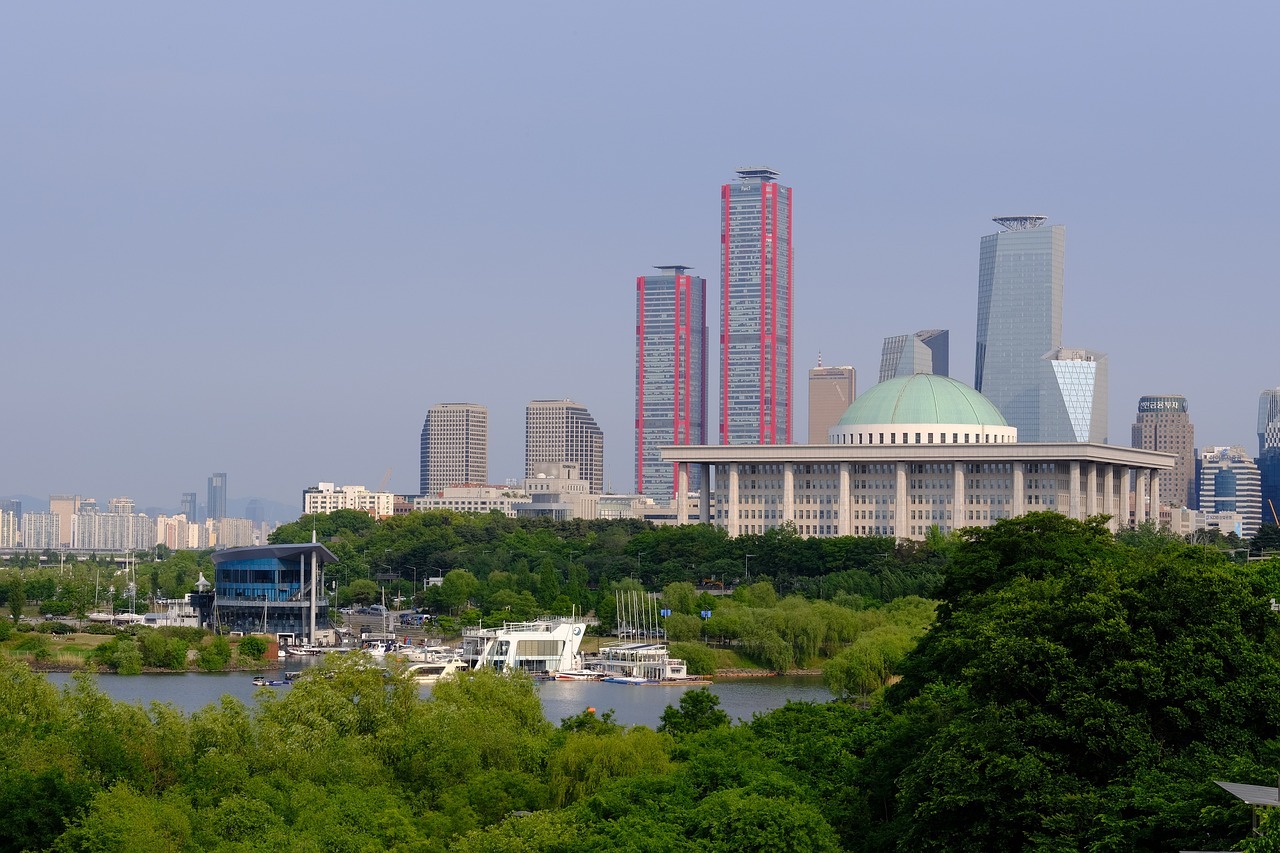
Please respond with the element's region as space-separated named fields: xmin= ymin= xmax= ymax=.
xmin=268 ymin=509 xmax=946 ymax=614
xmin=2 ymin=513 xmax=1278 ymax=850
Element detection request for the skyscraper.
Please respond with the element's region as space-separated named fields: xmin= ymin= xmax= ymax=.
xmin=526 ymin=400 xmax=604 ymax=494
xmin=1198 ymin=446 xmax=1262 ymax=536
xmin=1258 ymin=388 xmax=1280 ymax=526
xmin=207 ymin=473 xmax=227 ymax=521
xmin=180 ymin=492 xmax=198 ymax=521
xmin=420 ymin=403 xmax=489 ymax=495
xmin=720 ymin=167 xmax=793 ymax=445
xmin=807 ymin=358 xmax=855 ymax=444
xmin=879 ymin=330 xmax=949 ymax=382
xmin=636 ymin=266 xmax=707 ymax=498
xmin=974 ymin=216 xmax=1064 ymax=442
xmin=1131 ymin=395 xmax=1196 ymax=509
xmin=48 ymin=494 xmax=80 ymax=548
xmin=1043 ymin=348 xmax=1108 ymax=443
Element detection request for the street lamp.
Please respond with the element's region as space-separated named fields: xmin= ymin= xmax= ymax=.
xmin=744 ymin=554 xmax=756 ymax=584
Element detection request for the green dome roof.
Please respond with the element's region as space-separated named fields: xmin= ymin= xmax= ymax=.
xmin=837 ymin=374 xmax=1008 ymax=427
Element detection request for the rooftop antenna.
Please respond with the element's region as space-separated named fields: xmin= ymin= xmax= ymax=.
xmin=817 ymin=351 xmax=823 ymax=368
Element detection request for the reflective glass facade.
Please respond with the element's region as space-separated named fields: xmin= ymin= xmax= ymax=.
xmin=974 ymin=224 xmax=1064 ymax=441
xmin=879 ymin=329 xmax=948 ymax=382
xmin=1197 ymin=446 xmax=1262 ymax=536
xmin=1045 ymin=349 xmax=1107 ymax=443
xmin=720 ymin=169 xmax=792 ymax=445
xmin=636 ymin=270 xmax=707 ymax=498
xmin=1259 ymin=389 xmax=1280 ymax=522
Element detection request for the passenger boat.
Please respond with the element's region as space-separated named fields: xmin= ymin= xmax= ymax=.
xmin=553 ymin=669 xmax=603 ymax=681
xmin=403 ymin=657 xmax=469 ymax=685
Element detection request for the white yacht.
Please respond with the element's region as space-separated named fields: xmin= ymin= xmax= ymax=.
xmin=461 ymin=617 xmax=587 ymax=675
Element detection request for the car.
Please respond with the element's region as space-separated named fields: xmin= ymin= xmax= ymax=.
xmin=368 ymin=604 xmax=387 ymax=614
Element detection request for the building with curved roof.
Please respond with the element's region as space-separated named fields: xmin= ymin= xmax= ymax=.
xmin=212 ymin=542 xmax=338 ymax=643
xmin=663 ymin=376 xmax=1174 ymax=542
xmin=830 ymin=374 xmax=1015 ymax=446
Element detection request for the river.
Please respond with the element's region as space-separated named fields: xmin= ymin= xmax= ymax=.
xmin=45 ymin=668 xmax=833 ymax=729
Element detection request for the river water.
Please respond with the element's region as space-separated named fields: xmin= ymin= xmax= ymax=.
xmin=45 ymin=668 xmax=832 ymax=729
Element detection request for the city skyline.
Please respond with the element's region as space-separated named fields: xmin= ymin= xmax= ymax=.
xmin=4 ymin=4 xmax=1279 ymax=508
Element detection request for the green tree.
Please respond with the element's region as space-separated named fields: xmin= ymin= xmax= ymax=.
xmin=662 ymin=581 xmax=699 ymax=615
xmin=347 ymin=578 xmax=378 ymax=606
xmin=7 ymin=575 xmax=24 ymax=623
xmin=658 ymin=688 xmax=729 ymax=737
xmin=439 ymin=569 xmax=479 ymax=614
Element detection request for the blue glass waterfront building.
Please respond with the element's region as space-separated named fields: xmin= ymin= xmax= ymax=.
xmin=211 ymin=543 xmax=337 ymax=641
xmin=636 ymin=266 xmax=707 ymax=498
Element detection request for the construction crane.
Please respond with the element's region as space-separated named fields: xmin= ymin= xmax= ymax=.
xmin=1270 ymin=499 xmax=1279 ymax=527
xmin=378 ymin=468 xmax=392 ymax=493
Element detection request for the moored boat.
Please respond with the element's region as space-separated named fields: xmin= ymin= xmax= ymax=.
xmin=553 ymin=669 xmax=603 ymax=681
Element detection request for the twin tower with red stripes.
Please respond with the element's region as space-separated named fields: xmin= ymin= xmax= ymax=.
xmin=635 ymin=168 xmax=794 ymax=499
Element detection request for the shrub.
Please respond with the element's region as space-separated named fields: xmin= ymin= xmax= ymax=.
xmin=197 ymin=636 xmax=232 ymax=672
xmin=34 ymin=621 xmax=75 ymax=635
xmin=12 ymin=634 xmax=52 ymax=661
xmin=237 ymin=635 xmax=268 ymax=661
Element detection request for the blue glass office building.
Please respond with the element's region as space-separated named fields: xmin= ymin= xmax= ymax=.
xmin=1259 ymin=388 xmax=1280 ymax=526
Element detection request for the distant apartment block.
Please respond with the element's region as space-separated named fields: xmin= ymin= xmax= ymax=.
xmin=807 ymin=360 xmax=856 ymax=444
xmin=302 ymin=483 xmax=395 ymax=518
xmin=420 ymin=403 xmax=488 ymax=495
xmin=72 ymin=505 xmax=156 ymax=551
xmin=1131 ymin=395 xmax=1195 ymax=509
xmin=0 ymin=510 xmax=17 ymax=548
xmin=414 ymin=485 xmax=527 ymax=518
xmin=526 ymin=400 xmax=604 ymax=494
xmin=21 ymin=512 xmax=61 ymax=551
xmin=879 ymin=330 xmax=948 ymax=382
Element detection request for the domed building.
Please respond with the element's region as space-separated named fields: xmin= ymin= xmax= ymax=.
xmin=663 ymin=374 xmax=1174 ymax=540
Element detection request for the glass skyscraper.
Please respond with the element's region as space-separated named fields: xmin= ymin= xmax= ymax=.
xmin=1258 ymin=388 xmax=1280 ymax=526
xmin=974 ymin=216 xmax=1104 ymax=443
xmin=879 ymin=329 xmax=949 ymax=382
xmin=207 ymin=473 xmax=227 ymax=521
xmin=635 ymin=266 xmax=707 ymax=498
xmin=1044 ymin=348 xmax=1108 ymax=443
xmin=720 ymin=167 xmax=792 ymax=445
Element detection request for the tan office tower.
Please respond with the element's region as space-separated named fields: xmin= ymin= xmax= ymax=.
xmin=526 ymin=400 xmax=604 ymax=494
xmin=48 ymin=494 xmax=80 ymax=548
xmin=1131 ymin=395 xmax=1195 ymax=509
xmin=808 ymin=359 xmax=856 ymax=444
xmin=419 ymin=403 xmax=488 ymax=495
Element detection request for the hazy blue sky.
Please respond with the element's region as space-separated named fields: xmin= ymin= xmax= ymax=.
xmin=4 ymin=2 xmax=1277 ymax=510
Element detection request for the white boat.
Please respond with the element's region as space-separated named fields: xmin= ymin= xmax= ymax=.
xmin=461 ymin=617 xmax=588 ymax=675
xmin=403 ymin=658 xmax=469 ymax=685
xmin=553 ymin=669 xmax=603 ymax=681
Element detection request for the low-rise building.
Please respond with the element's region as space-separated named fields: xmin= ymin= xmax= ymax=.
xmin=414 ymin=485 xmax=527 ymax=518
xmin=302 ymin=483 xmax=395 ymax=519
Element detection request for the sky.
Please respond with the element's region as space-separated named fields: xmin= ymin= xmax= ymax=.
xmin=3 ymin=2 xmax=1278 ymax=511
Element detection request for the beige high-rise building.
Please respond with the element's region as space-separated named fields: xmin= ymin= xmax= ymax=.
xmin=419 ymin=403 xmax=488 ymax=496
xmin=48 ymin=494 xmax=80 ymax=548
xmin=1131 ymin=395 xmax=1195 ymax=510
xmin=526 ymin=400 xmax=604 ymax=494
xmin=808 ymin=361 xmax=856 ymax=444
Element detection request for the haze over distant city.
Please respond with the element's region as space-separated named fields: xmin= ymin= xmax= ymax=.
xmin=4 ymin=3 xmax=1277 ymax=511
